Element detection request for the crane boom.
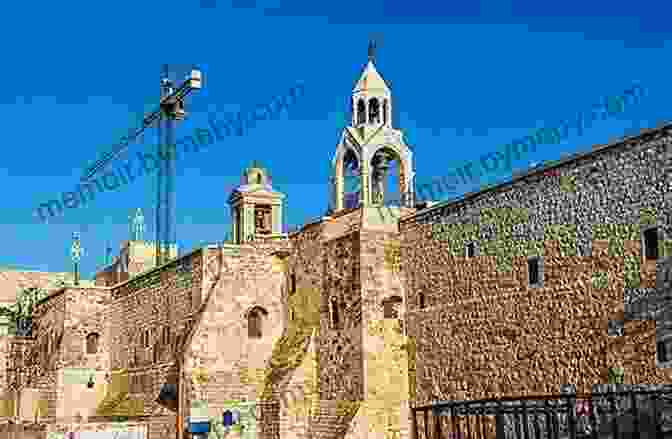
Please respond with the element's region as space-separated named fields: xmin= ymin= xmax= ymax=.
xmin=81 ymin=77 xmax=199 ymax=182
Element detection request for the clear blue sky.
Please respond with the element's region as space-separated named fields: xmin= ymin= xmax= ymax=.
xmin=0 ymin=0 xmax=669 ymax=278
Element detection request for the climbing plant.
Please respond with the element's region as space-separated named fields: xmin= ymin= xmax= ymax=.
xmin=0 ymin=287 xmax=48 ymax=336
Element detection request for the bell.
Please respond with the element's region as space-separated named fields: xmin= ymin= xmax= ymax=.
xmin=87 ymin=375 xmax=95 ymax=389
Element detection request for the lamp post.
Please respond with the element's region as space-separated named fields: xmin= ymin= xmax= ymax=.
xmin=71 ymin=233 xmax=82 ymax=286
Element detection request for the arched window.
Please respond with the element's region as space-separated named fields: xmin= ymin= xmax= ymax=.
xmin=330 ymin=297 xmax=340 ymax=329
xmin=247 ymin=306 xmax=268 ymax=338
xmin=419 ymin=293 xmax=426 ymax=309
xmin=142 ymin=329 xmax=150 ymax=348
xmin=383 ymin=296 xmax=403 ymax=319
xmin=256 ymin=173 xmax=262 ymax=184
xmin=369 ymin=98 xmax=380 ymax=124
xmin=357 ymin=100 xmax=366 ymax=125
xmin=86 ymin=332 xmax=99 ymax=354
xmin=383 ymin=99 xmax=388 ymax=125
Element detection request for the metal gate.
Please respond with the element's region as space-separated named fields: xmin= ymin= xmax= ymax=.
xmin=411 ymin=387 xmax=672 ymax=439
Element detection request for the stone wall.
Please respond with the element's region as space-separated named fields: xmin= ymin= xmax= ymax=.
xmin=102 ymin=248 xmax=205 ymax=420
xmin=359 ymin=214 xmax=410 ymax=439
xmin=399 ymin=131 xmax=672 ymax=407
xmin=183 ymin=242 xmax=288 ymax=437
xmin=9 ymin=292 xmax=69 ymax=422
xmin=319 ymin=231 xmax=363 ymax=402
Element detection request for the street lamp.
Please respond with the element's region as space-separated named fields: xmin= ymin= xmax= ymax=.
xmin=71 ymin=232 xmax=82 ymax=286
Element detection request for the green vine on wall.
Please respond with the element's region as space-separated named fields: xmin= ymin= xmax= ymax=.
xmin=546 ymin=224 xmax=578 ymax=257
xmin=481 ymin=207 xmax=529 ymax=229
xmin=593 ymin=223 xmax=641 ymax=288
xmin=559 ymin=175 xmax=577 ymax=193
xmin=591 ymin=271 xmax=609 ymax=290
xmin=431 ymin=208 xmax=543 ymax=272
xmin=639 ymin=207 xmax=657 ymax=227
xmin=624 ymin=254 xmax=641 ymax=288
xmin=431 ymin=223 xmax=478 ymax=254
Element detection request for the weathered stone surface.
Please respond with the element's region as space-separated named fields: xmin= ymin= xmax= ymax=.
xmin=400 ymin=134 xmax=672 ymax=408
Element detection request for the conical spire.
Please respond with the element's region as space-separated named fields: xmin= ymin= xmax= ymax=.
xmin=353 ymin=41 xmax=390 ymax=94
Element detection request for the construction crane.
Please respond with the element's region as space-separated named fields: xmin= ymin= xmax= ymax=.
xmin=81 ymin=65 xmax=202 ymax=267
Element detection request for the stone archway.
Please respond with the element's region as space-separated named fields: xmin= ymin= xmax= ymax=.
xmin=333 ymin=147 xmax=362 ymax=211
xmin=368 ymin=145 xmax=409 ymax=206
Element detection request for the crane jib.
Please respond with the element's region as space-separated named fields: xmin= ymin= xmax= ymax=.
xmin=81 ymin=81 xmax=194 ymax=181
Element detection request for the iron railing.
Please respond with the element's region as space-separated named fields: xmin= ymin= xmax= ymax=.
xmin=411 ymin=387 xmax=672 ymax=439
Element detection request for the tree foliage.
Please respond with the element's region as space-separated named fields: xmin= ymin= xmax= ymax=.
xmin=0 ymin=286 xmax=48 ymax=336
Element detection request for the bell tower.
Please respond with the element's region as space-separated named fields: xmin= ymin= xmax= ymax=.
xmin=330 ymin=41 xmax=415 ymax=213
xmin=228 ymin=161 xmax=285 ymax=244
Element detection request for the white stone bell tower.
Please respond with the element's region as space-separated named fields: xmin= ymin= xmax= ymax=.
xmin=330 ymin=41 xmax=415 ymax=213
xmin=228 ymin=161 xmax=285 ymax=244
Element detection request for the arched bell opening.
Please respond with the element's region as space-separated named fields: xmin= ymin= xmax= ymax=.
xmin=370 ymin=147 xmax=402 ymax=206
xmin=342 ymin=149 xmax=361 ymax=209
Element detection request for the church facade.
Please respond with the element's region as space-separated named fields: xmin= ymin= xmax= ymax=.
xmin=0 ymin=47 xmax=671 ymax=439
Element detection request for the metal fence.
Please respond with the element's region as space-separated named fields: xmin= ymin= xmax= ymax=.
xmin=411 ymin=387 xmax=672 ymax=439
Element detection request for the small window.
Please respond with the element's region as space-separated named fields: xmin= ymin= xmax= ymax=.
xmin=644 ymin=228 xmax=659 ymax=261
xmin=143 ymin=330 xmax=150 ymax=348
xmin=248 ymin=306 xmax=267 ymax=338
xmin=528 ymin=257 xmax=541 ymax=286
xmin=357 ymin=100 xmax=366 ymax=125
xmin=86 ymin=333 xmax=99 ymax=354
xmin=330 ymin=297 xmax=340 ymax=329
xmin=289 ymin=309 xmax=294 ymax=321
xmin=256 ymin=174 xmax=262 ymax=184
xmin=290 ymin=273 xmax=296 ymax=294
xmin=657 ymin=337 xmax=672 ymax=365
xmin=162 ymin=326 xmax=170 ymax=346
xmin=383 ymin=296 xmax=403 ymax=319
xmin=466 ymin=242 xmax=476 ymax=258
xmin=419 ymin=293 xmax=426 ymax=309
xmin=369 ymin=98 xmax=380 ymax=124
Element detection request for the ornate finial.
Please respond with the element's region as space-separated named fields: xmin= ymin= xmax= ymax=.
xmin=71 ymin=232 xmax=82 ymax=286
xmin=71 ymin=232 xmax=82 ymax=263
xmin=131 ymin=208 xmax=145 ymax=241
xmin=368 ymin=40 xmax=376 ymax=62
xmin=105 ymin=241 xmax=112 ymax=265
